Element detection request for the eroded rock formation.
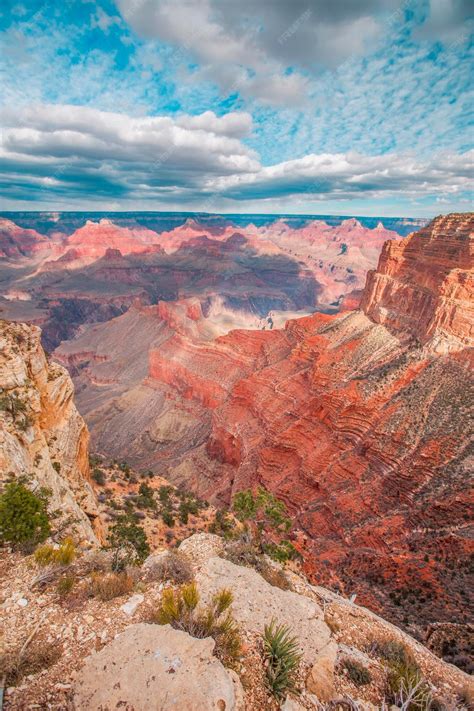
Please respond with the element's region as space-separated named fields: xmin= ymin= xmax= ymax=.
xmin=0 ymin=320 xmax=100 ymax=543
xmin=361 ymin=213 xmax=474 ymax=352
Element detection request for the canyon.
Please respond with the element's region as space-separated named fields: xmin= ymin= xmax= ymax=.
xmin=0 ymin=211 xmax=472 ymax=645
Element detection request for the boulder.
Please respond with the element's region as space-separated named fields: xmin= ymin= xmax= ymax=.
xmin=120 ymin=593 xmax=144 ymax=616
xmin=196 ymin=556 xmax=331 ymax=664
xmin=179 ymin=533 xmax=225 ymax=568
xmin=305 ymin=639 xmax=338 ymax=702
xmin=280 ymin=696 xmax=306 ymax=710
xmin=73 ymin=623 xmax=244 ymax=711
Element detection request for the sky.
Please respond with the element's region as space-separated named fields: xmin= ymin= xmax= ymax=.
xmin=0 ymin=0 xmax=472 ymax=217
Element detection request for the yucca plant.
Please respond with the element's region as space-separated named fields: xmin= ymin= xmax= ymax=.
xmin=262 ymin=619 xmax=302 ymax=699
xmin=388 ymin=658 xmax=433 ymax=711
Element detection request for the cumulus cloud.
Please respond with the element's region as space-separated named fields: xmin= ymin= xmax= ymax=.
xmin=209 ymin=150 xmax=474 ymax=201
xmin=0 ymin=104 xmax=258 ymax=183
xmin=1 ymin=103 xmax=471 ymax=208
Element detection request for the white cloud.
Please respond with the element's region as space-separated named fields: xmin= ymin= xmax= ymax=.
xmin=209 ymin=150 xmax=474 ymax=201
xmin=0 ymin=104 xmax=258 ymax=179
xmin=0 ymin=103 xmax=471 ymax=208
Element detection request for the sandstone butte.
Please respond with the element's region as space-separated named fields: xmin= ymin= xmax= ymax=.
xmin=143 ymin=213 xmax=473 ymax=633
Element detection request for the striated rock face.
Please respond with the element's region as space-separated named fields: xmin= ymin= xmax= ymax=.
xmin=361 ymin=213 xmax=474 ymax=352
xmin=0 ymin=320 xmax=100 ymax=543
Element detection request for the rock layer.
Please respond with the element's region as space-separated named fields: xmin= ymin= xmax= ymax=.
xmin=0 ymin=320 xmax=100 ymax=543
xmin=361 ymin=213 xmax=474 ymax=352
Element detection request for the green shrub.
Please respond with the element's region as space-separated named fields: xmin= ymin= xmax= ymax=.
xmin=52 ymin=461 xmax=61 ymax=473
xmin=373 ymin=641 xmax=433 ymax=711
xmin=137 ymin=482 xmax=155 ymax=509
xmin=370 ymin=638 xmax=410 ymax=664
xmin=209 ymin=508 xmax=233 ymax=537
xmin=92 ymin=468 xmax=106 ymax=485
xmin=35 ymin=537 xmax=76 ymax=567
xmin=340 ymin=657 xmax=371 ymax=686
xmin=109 ymin=512 xmax=150 ymax=569
xmin=263 ymin=539 xmax=300 ymax=564
xmin=57 ymin=575 xmax=75 ymax=596
xmin=0 ymin=481 xmax=50 ymax=549
xmin=162 ymin=509 xmax=175 ymax=527
xmin=231 ymin=488 xmax=298 ymax=563
xmin=158 ymin=485 xmax=173 ymax=505
xmin=387 ymin=657 xmax=433 ymax=710
xmin=153 ymin=582 xmax=241 ymax=668
xmin=262 ymin=619 xmax=302 ymax=699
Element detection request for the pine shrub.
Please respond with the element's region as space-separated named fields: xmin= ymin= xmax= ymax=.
xmin=0 ymin=481 xmax=50 ymax=550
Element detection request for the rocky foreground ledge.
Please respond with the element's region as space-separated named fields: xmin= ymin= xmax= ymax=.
xmin=1 ymin=534 xmax=471 ymax=710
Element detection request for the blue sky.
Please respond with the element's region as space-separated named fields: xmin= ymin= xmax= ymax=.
xmin=0 ymin=0 xmax=472 ymax=216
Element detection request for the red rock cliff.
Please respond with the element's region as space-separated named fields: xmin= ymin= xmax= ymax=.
xmin=168 ymin=213 xmax=474 ymax=634
xmin=361 ymin=213 xmax=474 ymax=352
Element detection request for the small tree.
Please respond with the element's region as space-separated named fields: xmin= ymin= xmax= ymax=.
xmin=109 ymin=512 xmax=150 ymax=570
xmin=232 ymin=488 xmax=298 ymax=563
xmin=136 ymin=482 xmax=155 ymax=509
xmin=0 ymin=481 xmax=50 ymax=550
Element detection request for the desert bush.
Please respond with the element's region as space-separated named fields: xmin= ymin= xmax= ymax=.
xmin=136 ymin=482 xmax=155 ymax=509
xmin=209 ymin=508 xmax=234 ymax=537
xmin=0 ymin=640 xmax=62 ymax=686
xmin=262 ymin=619 xmax=302 ymax=700
xmin=263 ymin=539 xmax=300 ymax=564
xmin=57 ymin=575 xmax=75 ymax=596
xmin=92 ymin=468 xmax=106 ymax=485
xmin=225 ymin=539 xmax=291 ymax=590
xmin=340 ymin=658 xmax=372 ymax=686
xmin=34 ymin=537 xmax=76 ymax=567
xmin=0 ymin=480 xmax=50 ymax=550
xmin=152 ymin=582 xmax=241 ymax=667
xmin=146 ymin=551 xmax=193 ymax=584
xmin=162 ymin=509 xmax=175 ymax=527
xmin=158 ymin=485 xmax=173 ymax=505
xmin=370 ymin=638 xmax=410 ymax=665
xmin=0 ymin=392 xmax=28 ymax=420
xmin=231 ymin=488 xmax=300 ymax=564
xmin=109 ymin=512 xmax=150 ymax=569
xmin=90 ymin=571 xmax=134 ymax=601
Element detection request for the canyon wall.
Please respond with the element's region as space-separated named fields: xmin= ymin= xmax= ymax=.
xmin=361 ymin=213 xmax=474 ymax=353
xmin=0 ymin=320 xmax=100 ymax=543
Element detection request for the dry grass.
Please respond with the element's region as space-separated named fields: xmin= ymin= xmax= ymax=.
xmin=257 ymin=562 xmax=291 ymax=591
xmin=0 ymin=640 xmax=62 ymax=687
xmin=34 ymin=538 xmax=76 ymax=567
xmin=89 ymin=571 xmax=134 ymax=601
xmin=145 ymin=550 xmax=193 ymax=584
